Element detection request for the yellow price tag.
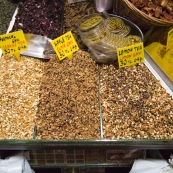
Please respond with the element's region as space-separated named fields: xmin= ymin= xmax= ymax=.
xmin=117 ymin=42 xmax=144 ymax=68
xmin=166 ymin=28 xmax=173 ymax=51
xmin=51 ymin=31 xmax=79 ymax=60
xmin=13 ymin=52 xmax=21 ymax=62
xmin=0 ymin=30 xmax=28 ymax=61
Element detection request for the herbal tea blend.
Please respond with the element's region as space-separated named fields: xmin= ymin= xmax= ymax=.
xmin=0 ymin=0 xmax=17 ymax=34
xmin=13 ymin=0 xmax=64 ymax=39
xmin=36 ymin=51 xmax=100 ymax=140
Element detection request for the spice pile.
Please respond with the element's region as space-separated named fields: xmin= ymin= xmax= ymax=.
xmin=99 ymin=62 xmax=173 ymax=139
xmin=36 ymin=50 xmax=100 ymax=140
xmin=0 ymin=55 xmax=45 ymax=139
xmin=0 ymin=0 xmax=17 ymax=35
xmin=13 ymin=0 xmax=64 ymax=39
xmin=63 ymin=0 xmax=97 ymax=49
xmin=129 ymin=0 xmax=173 ymax=21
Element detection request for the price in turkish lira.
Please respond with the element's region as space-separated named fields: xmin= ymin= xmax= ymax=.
xmin=117 ymin=42 xmax=144 ymax=68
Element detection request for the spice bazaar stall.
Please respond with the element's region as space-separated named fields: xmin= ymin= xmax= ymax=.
xmin=0 ymin=0 xmax=173 ymax=172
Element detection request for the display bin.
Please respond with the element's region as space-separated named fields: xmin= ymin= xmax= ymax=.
xmin=0 ymin=1 xmax=173 ymax=171
xmin=0 ymin=44 xmax=173 ymax=169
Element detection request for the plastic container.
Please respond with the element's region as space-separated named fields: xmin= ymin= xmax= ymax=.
xmin=78 ymin=13 xmax=143 ymax=63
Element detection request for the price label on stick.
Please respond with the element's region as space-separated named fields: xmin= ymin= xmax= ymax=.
xmin=117 ymin=42 xmax=144 ymax=68
xmin=51 ymin=31 xmax=79 ymax=60
xmin=166 ymin=28 xmax=173 ymax=51
xmin=0 ymin=30 xmax=28 ymax=61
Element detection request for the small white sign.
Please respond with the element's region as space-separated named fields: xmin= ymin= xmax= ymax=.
xmin=68 ymin=0 xmax=88 ymax=4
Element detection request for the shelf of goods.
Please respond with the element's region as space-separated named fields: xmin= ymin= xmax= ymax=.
xmin=0 ymin=0 xmax=173 ymax=169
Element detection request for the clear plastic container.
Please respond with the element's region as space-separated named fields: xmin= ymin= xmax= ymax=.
xmin=78 ymin=13 xmax=144 ymax=63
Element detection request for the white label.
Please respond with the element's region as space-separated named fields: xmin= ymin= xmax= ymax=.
xmin=68 ymin=0 xmax=88 ymax=4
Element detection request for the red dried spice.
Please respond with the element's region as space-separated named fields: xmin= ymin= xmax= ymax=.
xmin=13 ymin=0 xmax=64 ymax=39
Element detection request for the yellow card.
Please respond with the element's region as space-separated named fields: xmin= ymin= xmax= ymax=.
xmin=166 ymin=28 xmax=173 ymax=51
xmin=51 ymin=31 xmax=79 ymax=60
xmin=117 ymin=42 xmax=144 ymax=68
xmin=0 ymin=30 xmax=28 ymax=61
xmin=13 ymin=52 xmax=21 ymax=61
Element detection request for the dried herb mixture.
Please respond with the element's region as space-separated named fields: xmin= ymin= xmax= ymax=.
xmin=36 ymin=50 xmax=100 ymax=140
xmin=100 ymin=62 xmax=173 ymax=139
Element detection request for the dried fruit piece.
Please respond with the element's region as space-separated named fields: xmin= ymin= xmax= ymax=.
xmin=129 ymin=0 xmax=173 ymax=21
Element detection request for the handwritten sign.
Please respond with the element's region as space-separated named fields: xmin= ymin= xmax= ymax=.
xmin=51 ymin=31 xmax=79 ymax=60
xmin=117 ymin=42 xmax=144 ymax=68
xmin=0 ymin=30 xmax=28 ymax=61
xmin=166 ymin=28 xmax=173 ymax=51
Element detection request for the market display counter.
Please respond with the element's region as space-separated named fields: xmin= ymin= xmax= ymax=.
xmin=0 ymin=139 xmax=173 ymax=150
xmin=0 ymin=139 xmax=172 ymax=170
xmin=0 ymin=0 xmax=173 ymax=171
xmin=1 ymin=50 xmax=173 ymax=170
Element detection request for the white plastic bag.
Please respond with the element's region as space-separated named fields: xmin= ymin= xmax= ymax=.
xmin=0 ymin=151 xmax=34 ymax=173
xmin=129 ymin=159 xmax=173 ymax=173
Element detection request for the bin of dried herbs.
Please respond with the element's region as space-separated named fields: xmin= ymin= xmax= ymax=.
xmin=36 ymin=50 xmax=100 ymax=140
xmin=12 ymin=0 xmax=64 ymax=39
xmin=0 ymin=55 xmax=45 ymax=139
xmin=99 ymin=62 xmax=173 ymax=140
xmin=0 ymin=0 xmax=17 ymax=35
xmin=63 ymin=0 xmax=97 ymax=49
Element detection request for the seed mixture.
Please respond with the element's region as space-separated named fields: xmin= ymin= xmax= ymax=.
xmin=0 ymin=0 xmax=17 ymax=34
xmin=63 ymin=0 xmax=97 ymax=49
xmin=99 ymin=62 xmax=173 ymax=139
xmin=36 ymin=50 xmax=100 ymax=140
xmin=0 ymin=55 xmax=45 ymax=139
xmin=13 ymin=0 xmax=64 ymax=39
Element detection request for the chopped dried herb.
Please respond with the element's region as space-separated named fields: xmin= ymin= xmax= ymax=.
xmin=0 ymin=0 xmax=17 ymax=35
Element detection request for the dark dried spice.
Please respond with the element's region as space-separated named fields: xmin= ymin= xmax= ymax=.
xmin=100 ymin=63 xmax=173 ymax=140
xmin=12 ymin=0 xmax=64 ymax=39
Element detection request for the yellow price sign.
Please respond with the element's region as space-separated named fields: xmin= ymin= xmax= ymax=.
xmin=117 ymin=42 xmax=144 ymax=68
xmin=51 ymin=31 xmax=79 ymax=60
xmin=166 ymin=28 xmax=173 ymax=51
xmin=0 ymin=30 xmax=28 ymax=61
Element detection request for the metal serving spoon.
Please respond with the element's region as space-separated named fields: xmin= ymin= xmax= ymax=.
xmin=20 ymin=33 xmax=55 ymax=59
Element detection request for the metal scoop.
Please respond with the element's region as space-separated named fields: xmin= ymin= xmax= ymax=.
xmin=20 ymin=34 xmax=55 ymax=59
xmin=94 ymin=0 xmax=113 ymax=12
